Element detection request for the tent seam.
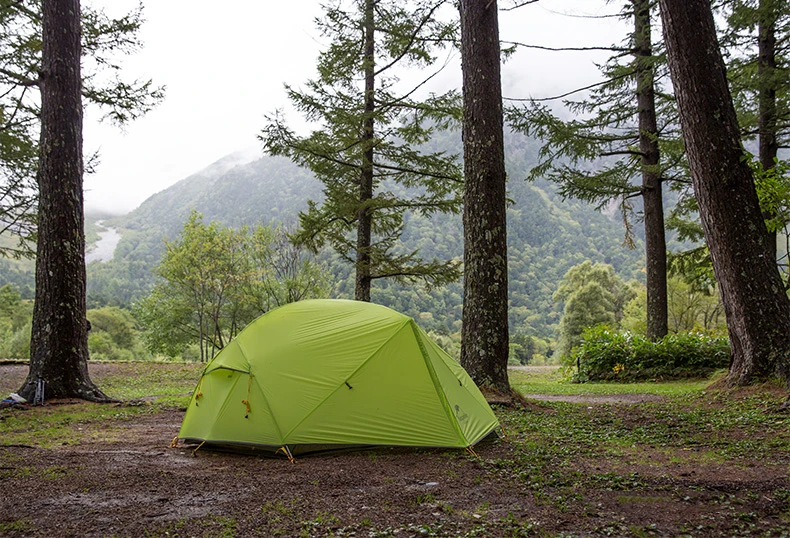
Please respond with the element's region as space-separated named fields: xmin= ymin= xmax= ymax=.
xmin=203 ymin=366 xmax=250 ymax=375
xmin=409 ymin=321 xmax=467 ymax=446
xmin=423 ymin=335 xmax=500 ymax=442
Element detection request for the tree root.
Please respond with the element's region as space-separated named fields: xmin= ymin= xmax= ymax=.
xmin=481 ymin=386 xmax=529 ymax=408
xmin=78 ymin=386 xmax=119 ymax=404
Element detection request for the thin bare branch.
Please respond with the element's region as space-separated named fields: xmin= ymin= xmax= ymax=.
xmin=505 ymin=70 xmax=633 ymax=102
xmin=502 ymin=40 xmax=630 ymax=53
xmin=500 ymin=0 xmax=539 ymax=12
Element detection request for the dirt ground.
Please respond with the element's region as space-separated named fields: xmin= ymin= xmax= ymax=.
xmin=1 ymin=364 xmax=789 ymax=537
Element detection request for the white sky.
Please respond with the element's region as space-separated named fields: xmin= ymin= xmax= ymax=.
xmin=82 ymin=0 xmax=629 ymax=215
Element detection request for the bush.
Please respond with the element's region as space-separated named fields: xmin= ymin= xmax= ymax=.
xmin=569 ymin=325 xmax=730 ymax=382
xmin=0 ymin=323 xmax=31 ymax=359
xmin=180 ymin=344 xmax=201 ymax=362
xmin=87 ymin=306 xmax=150 ymax=361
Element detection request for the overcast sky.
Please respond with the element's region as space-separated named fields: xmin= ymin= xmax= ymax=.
xmin=82 ymin=0 xmax=629 ymax=215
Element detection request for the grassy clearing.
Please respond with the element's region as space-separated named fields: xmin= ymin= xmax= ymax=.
xmin=500 ymin=393 xmax=790 ymax=465
xmin=0 ymin=362 xmax=202 ymax=448
xmin=96 ymin=361 xmax=203 ymax=401
xmin=472 ymin=384 xmax=790 ymax=535
xmin=500 ymin=367 xmax=790 ymax=498
xmin=0 ymin=402 xmax=162 ymax=448
xmin=509 ymin=365 xmax=717 ymax=397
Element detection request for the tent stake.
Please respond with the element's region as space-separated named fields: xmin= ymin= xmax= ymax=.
xmin=191 ymin=441 xmax=205 ymax=457
xmin=465 ymin=446 xmax=481 ymax=459
xmin=277 ymin=445 xmax=296 ymax=464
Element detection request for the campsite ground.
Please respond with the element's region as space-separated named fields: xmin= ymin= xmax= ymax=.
xmin=1 ymin=363 xmax=789 ymax=537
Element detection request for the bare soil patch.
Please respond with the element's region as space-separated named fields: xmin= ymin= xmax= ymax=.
xmin=1 ymin=363 xmax=788 ymax=537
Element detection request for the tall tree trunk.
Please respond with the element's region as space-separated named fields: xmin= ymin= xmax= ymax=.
xmin=459 ymin=0 xmax=509 ymax=392
xmin=18 ymin=0 xmax=108 ymax=401
xmin=758 ymin=0 xmax=779 ymax=263
xmin=634 ymin=0 xmax=668 ymax=341
xmin=355 ymin=0 xmax=375 ymax=302
xmin=658 ymin=0 xmax=790 ymax=385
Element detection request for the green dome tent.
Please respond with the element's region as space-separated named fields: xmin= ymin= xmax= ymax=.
xmin=178 ymin=299 xmax=499 ymax=456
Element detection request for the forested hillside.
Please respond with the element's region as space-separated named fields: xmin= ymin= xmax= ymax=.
xmin=74 ymin=132 xmax=646 ymax=339
xmin=0 ymin=134 xmax=645 ymax=340
xmin=0 ymin=237 xmax=34 ymax=299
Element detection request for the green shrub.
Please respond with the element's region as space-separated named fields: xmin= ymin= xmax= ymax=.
xmin=569 ymin=325 xmax=730 ymax=382
xmin=87 ymin=307 xmax=136 ymax=349
xmin=0 ymin=323 xmax=31 ymax=359
xmin=180 ymin=344 xmax=201 ymax=362
xmin=87 ymin=306 xmax=151 ymax=361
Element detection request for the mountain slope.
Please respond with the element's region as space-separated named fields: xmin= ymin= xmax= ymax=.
xmin=84 ymin=135 xmax=645 ymax=338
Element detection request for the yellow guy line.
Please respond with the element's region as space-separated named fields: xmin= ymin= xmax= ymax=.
xmin=276 ymin=446 xmax=296 ymax=464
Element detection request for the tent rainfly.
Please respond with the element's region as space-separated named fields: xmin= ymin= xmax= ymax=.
xmin=178 ymin=299 xmax=499 ymax=457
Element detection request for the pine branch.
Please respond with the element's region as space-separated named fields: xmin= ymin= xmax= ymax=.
xmin=599 ymin=150 xmax=644 ymax=157
xmin=573 ymin=132 xmax=637 ymax=143
xmin=0 ymin=0 xmax=40 ymax=21
xmin=375 ymin=51 xmax=455 ymax=111
xmin=0 ymin=89 xmax=34 ymax=132
xmin=623 ymin=189 xmax=645 ymax=200
xmin=374 ymin=161 xmax=462 ymax=183
xmin=661 ymin=174 xmax=691 ymax=184
xmin=286 ymin=140 xmax=363 ymax=172
xmin=373 ymin=1 xmax=443 ymax=77
xmin=0 ymin=67 xmax=39 ymax=87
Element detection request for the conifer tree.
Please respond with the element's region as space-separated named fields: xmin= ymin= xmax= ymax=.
xmin=12 ymin=0 xmax=162 ymax=402
xmin=505 ymin=0 xmax=680 ymax=341
xmin=666 ymin=0 xmax=790 ymax=286
xmin=0 ymin=1 xmax=163 ymax=258
xmin=261 ymin=0 xmax=462 ymax=302
xmin=458 ymin=0 xmax=510 ymax=392
xmin=721 ymin=0 xmax=790 ymax=263
xmin=19 ymin=0 xmax=106 ymax=401
xmin=659 ymin=0 xmax=790 ymax=385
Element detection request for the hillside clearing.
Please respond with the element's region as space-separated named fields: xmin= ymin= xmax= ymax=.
xmin=1 ymin=363 xmax=788 ymax=537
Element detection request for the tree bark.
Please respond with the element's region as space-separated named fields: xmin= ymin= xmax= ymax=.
xmin=758 ymin=0 xmax=779 ymax=263
xmin=18 ymin=0 xmax=108 ymax=401
xmin=659 ymin=0 xmax=790 ymax=385
xmin=634 ymin=0 xmax=668 ymax=341
xmin=459 ymin=0 xmax=510 ymax=392
xmin=355 ymin=0 xmax=375 ymax=302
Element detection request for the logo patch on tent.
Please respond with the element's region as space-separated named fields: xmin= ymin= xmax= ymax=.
xmin=454 ymin=404 xmax=469 ymax=423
